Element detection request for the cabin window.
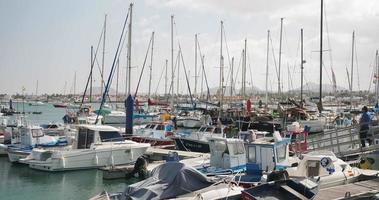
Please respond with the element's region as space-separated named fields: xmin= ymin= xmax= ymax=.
xmin=156 ymin=125 xmax=165 ymax=130
xmin=206 ymin=127 xmax=214 ymax=132
xmin=199 ymin=127 xmax=207 ymax=132
xmin=229 ymin=143 xmax=244 ymax=155
xmin=31 ymin=129 xmax=44 ymax=138
xmin=276 ymin=145 xmax=287 ymax=162
xmin=99 ymin=131 xmax=123 ymax=142
xmin=248 ymin=146 xmax=256 ymax=162
xmin=214 ymin=128 xmax=221 ymax=134
xmin=145 ymin=124 xmax=150 ymax=128
xmin=307 ymin=161 xmax=320 ymax=177
xmin=77 ymin=128 xmax=95 ymax=149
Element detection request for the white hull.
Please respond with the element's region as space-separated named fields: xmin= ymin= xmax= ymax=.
xmin=104 ymin=114 xmax=157 ymax=125
xmin=7 ymin=149 xmax=30 ymax=162
xmin=20 ymin=143 xmax=149 ymax=171
xmin=182 ymin=119 xmax=202 ymax=128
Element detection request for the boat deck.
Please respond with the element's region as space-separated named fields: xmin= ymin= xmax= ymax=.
xmin=100 ymin=147 xmax=210 ymax=179
xmin=315 ymin=178 xmax=379 ymax=200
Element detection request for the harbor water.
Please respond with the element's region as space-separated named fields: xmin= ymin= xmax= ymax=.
xmin=0 ymin=103 xmax=136 ymax=200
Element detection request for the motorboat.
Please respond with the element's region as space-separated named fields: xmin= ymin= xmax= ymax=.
xmin=173 ymin=125 xmax=226 ymax=153
xmin=90 ymin=162 xmax=242 ymax=200
xmin=181 ymin=112 xmax=212 ymax=129
xmin=19 ymin=124 xmax=150 ymax=171
xmin=132 ymin=122 xmax=174 ymax=146
xmin=286 ymin=150 xmax=373 ymax=188
xmin=3 ymin=125 xmax=68 ymax=162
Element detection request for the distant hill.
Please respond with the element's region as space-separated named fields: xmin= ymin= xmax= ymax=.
xmin=89 ymin=87 xmax=117 ymax=95
xmin=290 ymin=82 xmax=347 ymax=93
xmin=208 ymin=86 xmax=262 ymax=96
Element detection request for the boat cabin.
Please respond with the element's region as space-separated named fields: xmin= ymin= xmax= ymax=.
xmin=75 ymin=125 xmax=124 ymax=149
xmin=288 ymin=151 xmax=342 ymax=178
xmin=245 ymin=137 xmax=291 ymax=173
xmin=205 ymin=138 xmax=246 ymax=174
xmin=137 ymin=122 xmax=174 ymax=139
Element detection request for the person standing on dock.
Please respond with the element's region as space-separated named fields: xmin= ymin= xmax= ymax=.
xmin=359 ymin=106 xmax=372 ymax=148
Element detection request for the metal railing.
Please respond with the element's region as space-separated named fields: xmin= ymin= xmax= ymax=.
xmin=307 ymin=122 xmax=379 ymax=157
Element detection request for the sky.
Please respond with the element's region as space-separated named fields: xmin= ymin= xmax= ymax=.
xmin=0 ymin=0 xmax=378 ymax=95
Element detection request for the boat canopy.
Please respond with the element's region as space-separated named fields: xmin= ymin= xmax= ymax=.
xmin=120 ymin=162 xmax=213 ymax=200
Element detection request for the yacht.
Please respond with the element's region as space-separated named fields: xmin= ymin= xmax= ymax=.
xmin=132 ymin=122 xmax=174 ymax=146
xmin=19 ymin=125 xmax=150 ymax=171
xmin=173 ymin=125 xmax=226 ymax=153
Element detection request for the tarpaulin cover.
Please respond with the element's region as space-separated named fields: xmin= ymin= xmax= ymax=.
xmin=121 ymin=162 xmax=213 ymax=200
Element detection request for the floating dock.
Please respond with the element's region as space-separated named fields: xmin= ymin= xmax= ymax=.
xmin=315 ymin=178 xmax=379 ymax=200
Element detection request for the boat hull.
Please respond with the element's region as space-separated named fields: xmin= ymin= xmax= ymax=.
xmin=173 ymin=137 xmax=210 ymax=153
xmin=7 ymin=148 xmax=31 ymax=162
xmin=131 ymin=136 xmax=174 ymax=146
xmin=21 ymin=145 xmax=149 ymax=171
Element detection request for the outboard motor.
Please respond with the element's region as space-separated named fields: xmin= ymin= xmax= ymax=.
xmin=126 ymin=156 xmax=148 ymax=179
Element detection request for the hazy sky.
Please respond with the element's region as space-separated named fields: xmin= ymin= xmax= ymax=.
xmin=0 ymin=0 xmax=378 ymax=95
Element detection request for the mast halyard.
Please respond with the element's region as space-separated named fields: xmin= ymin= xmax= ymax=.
xmin=101 ymin=14 xmax=107 ymax=97
xmin=265 ymin=30 xmax=270 ymax=108
xmin=319 ymin=0 xmax=324 ymax=112
xmin=148 ymin=31 xmax=154 ymax=99
xmin=127 ymin=3 xmax=133 ymax=95
xmin=194 ymin=34 xmax=198 ymax=97
xmin=278 ymin=18 xmax=283 ymax=96
xmin=219 ymin=21 xmax=224 ymax=117
xmin=350 ymin=31 xmax=355 ymax=109
xmin=301 ymin=28 xmax=304 ymax=108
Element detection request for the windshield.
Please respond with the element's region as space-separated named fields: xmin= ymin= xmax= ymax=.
xmin=99 ymin=131 xmax=124 ymax=142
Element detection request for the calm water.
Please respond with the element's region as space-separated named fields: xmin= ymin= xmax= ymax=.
xmin=0 ymin=103 xmax=135 ymax=200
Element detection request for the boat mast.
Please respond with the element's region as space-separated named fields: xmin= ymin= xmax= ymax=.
xmin=265 ymin=30 xmax=270 ymax=108
xmin=101 ymin=14 xmax=107 ymax=96
xmin=116 ymin=58 xmax=120 ymax=102
xmin=90 ymin=46 xmax=93 ymax=103
xmin=194 ymin=34 xmax=198 ymax=97
xmin=219 ymin=21 xmax=224 ymax=116
xmin=278 ymin=18 xmax=283 ymax=96
xmin=35 ymin=80 xmax=39 ymax=96
xmin=73 ymin=71 xmax=76 ymax=96
xmin=127 ymin=4 xmax=133 ymax=95
xmin=242 ymin=39 xmax=247 ymax=98
xmin=177 ymin=49 xmax=180 ymax=96
xmin=170 ymin=15 xmax=174 ymax=108
xmin=300 ymin=28 xmax=304 ymax=108
xmin=148 ymin=31 xmax=154 ymax=99
xmin=230 ymin=57 xmax=234 ymax=97
xmin=376 ymin=50 xmax=379 ymax=103
xmin=350 ymin=31 xmax=355 ymax=109
xmin=164 ymin=59 xmax=168 ymax=96
xmin=319 ymin=0 xmax=323 ymax=111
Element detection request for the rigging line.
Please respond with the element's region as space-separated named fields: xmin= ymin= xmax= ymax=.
xmin=178 ymin=44 xmax=195 ymax=107
xmin=167 ymin=50 xmax=181 ymax=101
xmin=246 ymin=46 xmax=254 ymax=94
xmin=95 ymin=7 xmax=130 ymax=123
xmin=134 ymin=33 xmax=153 ymax=97
xmin=233 ymin=50 xmax=244 ymax=93
xmin=367 ymin=54 xmax=376 ymax=92
xmin=269 ymin=34 xmax=280 ymax=82
xmin=354 ymin=37 xmax=360 ymax=91
xmin=196 ymin=38 xmax=211 ymax=100
xmin=80 ymin=22 xmax=106 ymax=108
xmin=324 ymin=1 xmax=337 ymax=92
xmin=154 ymin=61 xmax=166 ymax=96
xmin=322 ymin=61 xmax=333 ymax=85
xmin=221 ymin=24 xmax=233 ymax=91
